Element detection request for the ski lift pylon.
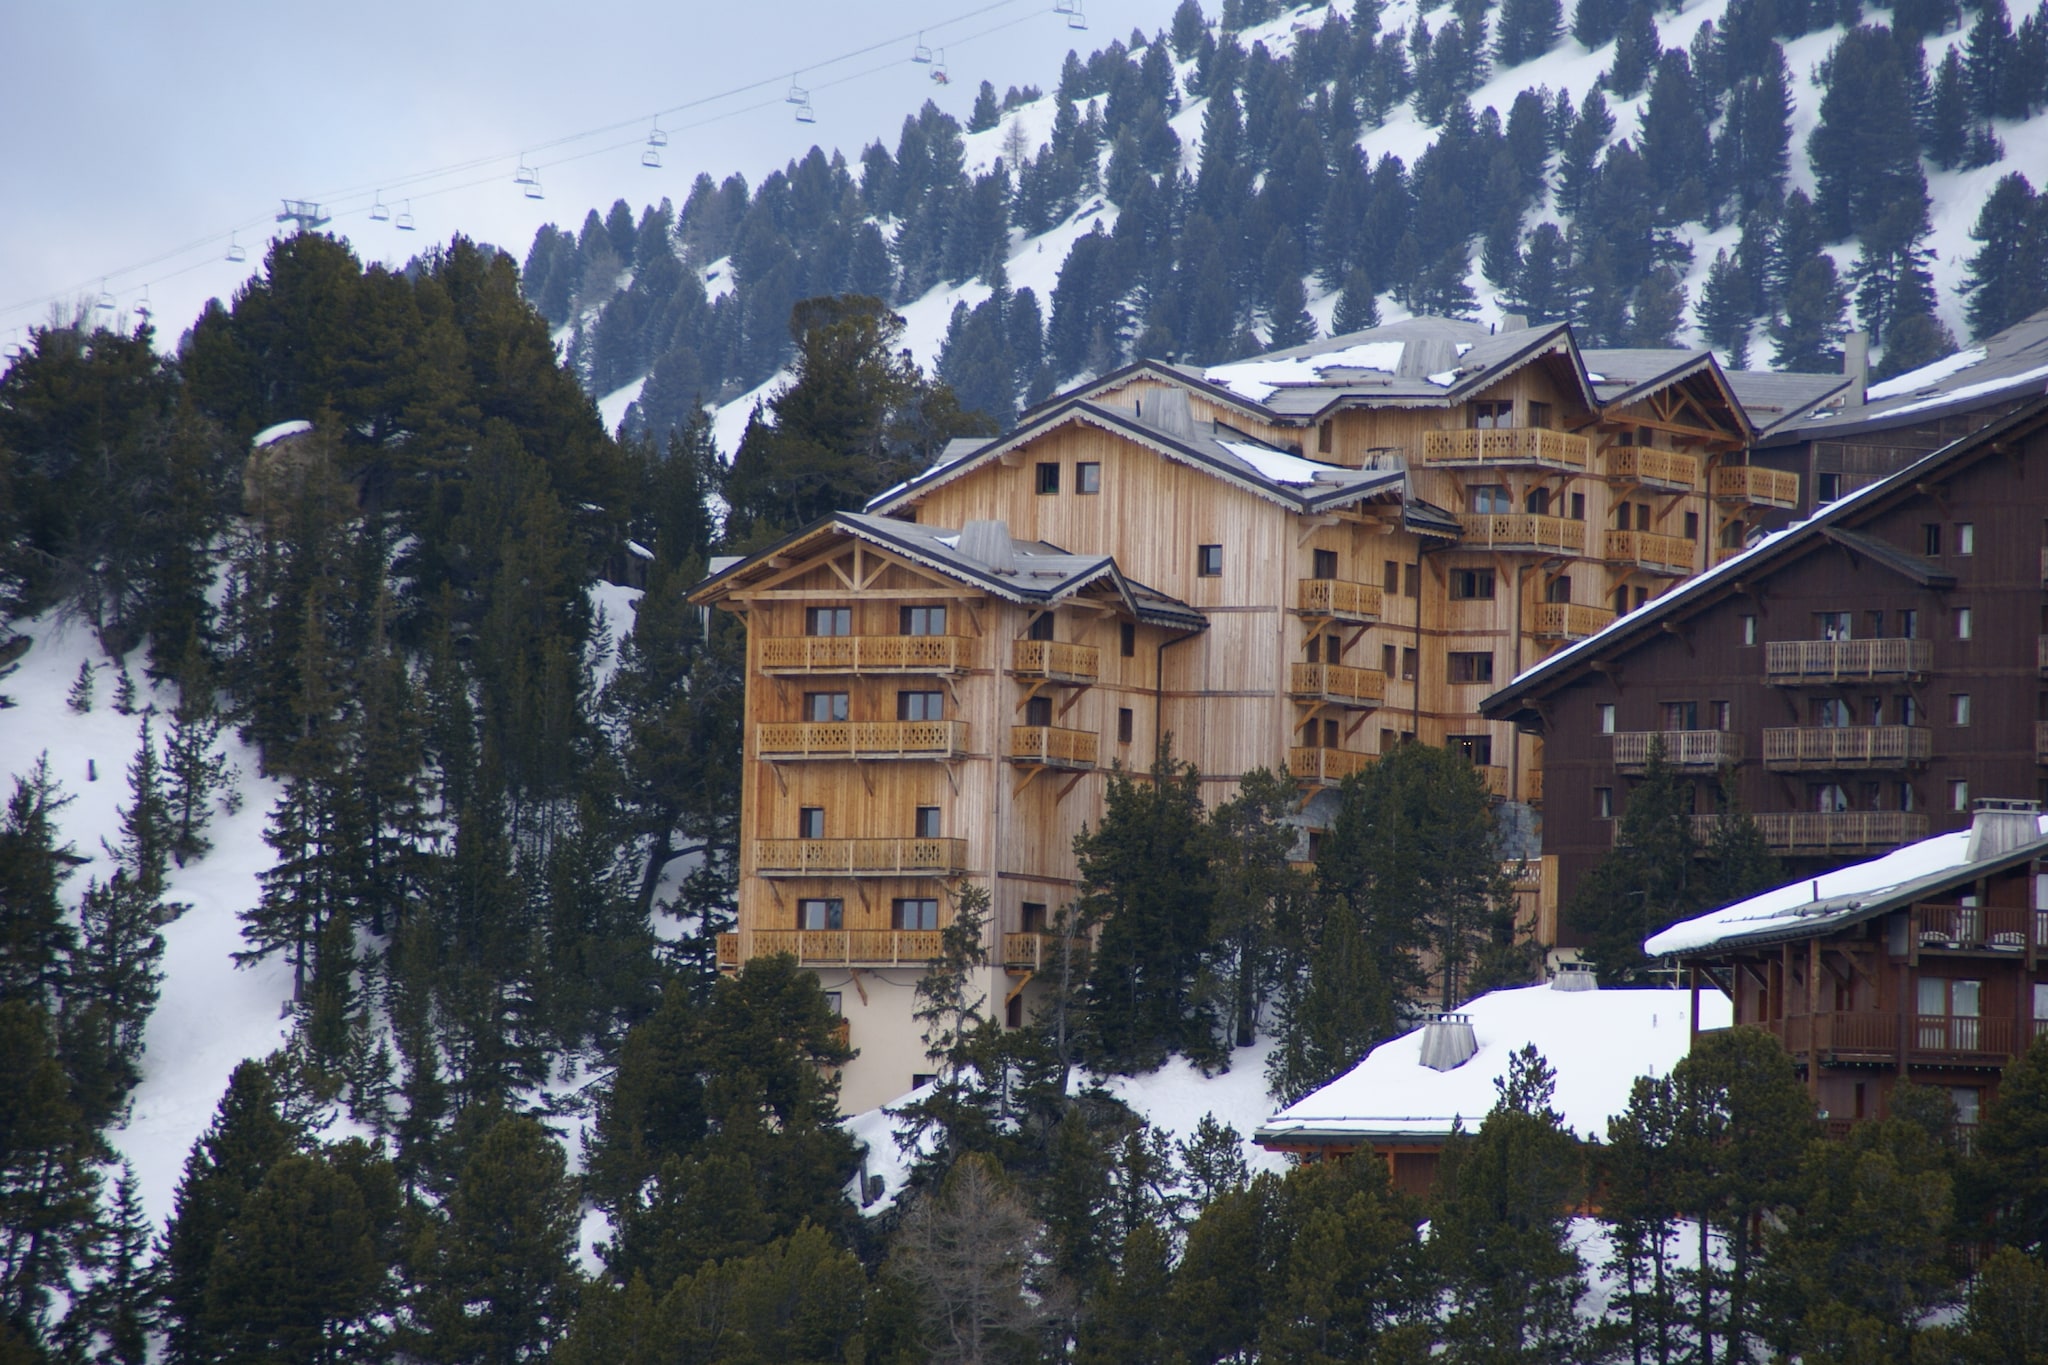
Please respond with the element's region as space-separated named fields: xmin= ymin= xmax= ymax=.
xmin=370 ymin=193 xmax=392 ymax=222
xmin=396 ymin=200 xmax=416 ymax=231
xmin=226 ymin=233 xmax=248 ymax=263
xmin=912 ymin=32 xmax=933 ymax=62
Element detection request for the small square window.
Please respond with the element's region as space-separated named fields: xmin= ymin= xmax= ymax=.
xmin=1951 ymin=779 xmax=1970 ymax=812
xmin=1120 ymin=622 xmax=1136 ymax=657
xmin=823 ymin=991 xmax=842 ymax=1016
xmin=1448 ymin=651 xmax=1495 ymax=685
xmin=1382 ymin=644 xmax=1397 ymax=674
xmin=806 ymin=607 xmax=852 ymax=637
xmin=1683 ymin=511 xmax=1699 ymax=540
xmin=1197 ymin=544 xmax=1223 ymax=577
xmin=893 ymin=898 xmax=940 ymax=931
xmin=1597 ymin=702 xmax=1616 ymax=734
xmin=1028 ymin=613 xmax=1056 ymax=641
xmin=1036 ymin=462 xmax=1060 ymax=494
xmin=800 ymin=898 xmax=844 ymax=930
xmin=898 ymin=690 xmax=945 ymax=721
xmin=1596 ymin=787 xmax=1614 ymax=819
xmin=1713 ymin=700 xmax=1732 ymax=730
xmin=901 ymin=605 xmax=947 ymax=636
xmin=914 ymin=806 xmax=942 ymax=838
xmin=1817 ymin=472 xmax=1841 ymax=502
xmin=1313 ymin=548 xmax=1339 ymax=580
xmin=1077 ymin=462 xmax=1101 ymax=494
xmin=1956 ymin=607 xmax=1973 ymax=640
xmin=799 ymin=807 xmax=825 ymax=839
xmin=804 ymin=691 xmax=849 ymax=722
xmin=1401 ymin=647 xmax=1417 ymax=681
xmin=1901 ymin=609 xmax=1918 ymax=638
xmin=1403 ymin=564 xmax=1420 ymax=598
xmin=1118 ymin=707 xmax=1134 ymax=743
xmin=1957 ymin=523 xmax=1974 ymax=555
xmin=1952 ymin=693 xmax=1972 ymax=726
xmin=1528 ymin=400 xmax=1553 ymax=429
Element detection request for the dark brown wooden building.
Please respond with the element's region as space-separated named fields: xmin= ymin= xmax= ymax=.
xmin=1482 ymin=395 xmax=2048 ymax=918
xmin=1650 ymin=801 xmax=2048 ymax=1133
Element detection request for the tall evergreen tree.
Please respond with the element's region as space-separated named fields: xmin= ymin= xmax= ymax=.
xmin=1699 ymin=249 xmax=1756 ymax=365
xmin=1606 ymin=3 xmax=1661 ymax=98
xmin=1332 ymin=266 xmax=1383 ymax=334
xmin=1960 ymin=173 xmax=2048 ymax=340
xmin=0 ymin=1001 xmax=107 ymax=1350
xmin=1564 ymin=739 xmax=1700 ymax=982
xmin=1772 ymin=253 xmax=1851 ymax=373
xmin=1495 ymin=0 xmax=1565 ymax=65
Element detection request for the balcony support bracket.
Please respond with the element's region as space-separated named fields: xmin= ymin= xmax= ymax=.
xmin=1056 ymin=771 xmax=1086 ymax=803
xmin=1005 ymin=970 xmax=1035 ymax=1006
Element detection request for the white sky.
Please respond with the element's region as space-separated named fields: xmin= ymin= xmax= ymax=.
xmin=0 ymin=0 xmax=1180 ymax=349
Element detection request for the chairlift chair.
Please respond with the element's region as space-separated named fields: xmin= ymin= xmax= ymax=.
xmin=1067 ymin=1 xmax=1088 ymax=28
xmin=370 ymin=194 xmax=392 ymax=222
xmin=647 ymin=120 xmax=669 ymax=149
xmin=395 ymin=201 xmax=416 ymax=231
xmin=524 ymin=171 xmax=545 ymax=200
xmin=795 ymin=98 xmax=817 ymax=124
xmin=642 ymin=146 xmax=663 ymax=168
xmin=94 ymin=281 xmax=115 ymax=312
xmin=514 ymin=158 xmax=539 ymax=186
xmin=786 ymin=78 xmax=809 ymax=105
xmin=226 ymin=233 xmax=248 ymax=263
xmin=912 ymin=32 xmax=933 ymax=62
xmin=1053 ymin=0 xmax=1076 ymax=12
xmin=134 ymin=288 xmax=151 ymax=322
xmin=931 ymin=49 xmax=949 ymax=83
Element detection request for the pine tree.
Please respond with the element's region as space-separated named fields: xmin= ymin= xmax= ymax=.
xmin=1555 ymin=90 xmax=1613 ymax=219
xmin=0 ymin=1001 xmax=107 ymax=1350
xmin=1967 ymin=1033 xmax=2048 ymax=1251
xmin=1965 ymin=0 xmax=2016 ymax=118
xmin=1206 ymin=769 xmax=1307 ymax=1049
xmin=72 ymin=872 xmax=169 ymax=1110
xmin=163 ymin=646 xmax=235 ymax=867
xmin=1573 ymin=0 xmax=1630 ymax=48
xmin=1954 ymin=1248 xmax=2048 ymax=1359
xmin=1699 ymin=249 xmax=1756 ymax=366
xmin=1926 ymin=46 xmax=1972 ymax=168
xmin=968 ymin=80 xmax=1001 ymax=133
xmin=1495 ymin=0 xmax=1564 ymax=65
xmin=1506 ymin=222 xmax=1572 ymax=324
xmin=1265 ymin=272 xmax=1317 ymax=348
xmin=1810 ymin=25 xmax=1929 ymax=244
xmin=1628 ymin=264 xmax=1688 ymax=346
xmin=1257 ymin=1156 xmax=1434 ymax=1360
xmin=1960 ymin=173 xmax=2048 ymax=341
xmin=1606 ymin=3 xmax=1660 ymax=98
xmin=113 ymin=715 xmax=172 ymax=893
xmin=1603 ymin=1075 xmax=1689 ymax=1363
xmin=1332 ymin=266 xmax=1382 ymax=334
xmin=68 ymin=659 xmax=94 ymax=714
xmin=1771 ymin=254 xmax=1850 ymax=374
xmin=0 ymin=758 xmax=79 ymax=1009
xmin=111 ymin=666 xmax=137 ymax=715
xmin=913 ymin=883 xmax=991 ymax=1073
xmin=1565 ymin=739 xmax=1702 ymax=982
xmin=70 ymin=1162 xmax=159 ymax=1365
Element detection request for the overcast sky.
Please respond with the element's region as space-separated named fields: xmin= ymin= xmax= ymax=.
xmin=0 ymin=0 xmax=1181 ymax=349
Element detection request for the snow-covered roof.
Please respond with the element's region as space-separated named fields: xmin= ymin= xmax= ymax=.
xmin=251 ymin=419 xmax=313 ymax=448
xmin=1646 ymin=816 xmax=2048 ymax=957
xmin=1257 ymin=985 xmax=1727 ymax=1146
xmin=1777 ymin=305 xmax=2048 ymax=440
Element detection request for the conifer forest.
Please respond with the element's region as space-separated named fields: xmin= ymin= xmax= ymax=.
xmin=6 ymin=0 xmax=2048 ymax=1360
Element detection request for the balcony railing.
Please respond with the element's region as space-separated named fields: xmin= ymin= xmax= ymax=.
xmin=1765 ymin=1012 xmax=2027 ymax=1066
xmin=717 ymin=929 xmax=944 ymax=968
xmin=1458 ymin=513 xmax=1586 ymax=555
xmin=1746 ymin=811 xmax=1930 ymax=853
xmin=1761 ymin=726 xmax=1934 ymax=770
xmin=1914 ymin=904 xmax=2048 ymax=952
xmin=759 ymin=634 xmax=978 ymax=674
xmin=1610 ymin=729 xmax=1745 ymax=772
xmin=1529 ymin=601 xmax=1615 ymax=640
xmin=757 ymin=720 xmax=970 ymax=760
xmin=1764 ymin=638 xmax=1933 ymax=683
xmin=1423 ymin=427 xmax=1591 ymax=470
xmin=753 ymin=837 xmax=968 ymax=877
xmin=1476 ymin=764 xmax=1510 ymax=797
xmin=1711 ymin=465 xmax=1800 ymax=508
xmin=1289 ymin=747 xmax=1375 ymax=785
xmin=1604 ymin=529 xmax=1695 ymax=575
xmin=1290 ymin=661 xmax=1386 ymax=708
xmin=1010 ymin=725 xmax=1098 ymax=769
xmin=1297 ymin=577 xmax=1383 ymax=622
xmin=1012 ymin=638 xmax=1100 ymax=684
xmin=1606 ymin=445 xmax=1699 ymax=491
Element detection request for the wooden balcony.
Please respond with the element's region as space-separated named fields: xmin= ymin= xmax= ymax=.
xmin=1711 ymin=465 xmax=1799 ymax=508
xmin=1529 ymin=601 xmax=1615 ymax=640
xmin=1423 ymin=427 xmax=1591 ymax=471
xmin=1764 ymin=638 xmax=1932 ymax=684
xmin=1458 ymin=513 xmax=1586 ymax=555
xmin=1290 ymin=661 xmax=1386 ymax=708
xmin=1603 ymin=529 xmax=1695 ymax=575
xmin=1010 ymin=725 xmax=1098 ymax=770
xmin=1610 ymin=729 xmax=1745 ymax=772
xmin=1475 ymin=764 xmax=1510 ymax=797
xmin=757 ymin=720 xmax=970 ymax=761
xmin=1913 ymin=903 xmax=2048 ymax=953
xmin=1760 ymin=1011 xmax=2033 ymax=1069
xmin=1000 ymin=931 xmax=1090 ymax=973
xmin=1289 ymin=747 xmax=1375 ymax=785
xmin=1761 ymin=726 xmax=1933 ymax=770
xmin=1606 ymin=445 xmax=1699 ymax=491
xmin=1746 ymin=811 xmax=1929 ymax=853
xmin=1297 ymin=577 xmax=1383 ymax=622
xmin=717 ymin=929 xmax=944 ymax=968
xmin=759 ymin=634 xmax=978 ymax=674
xmin=1012 ymin=638 xmax=1100 ymax=685
xmin=753 ymin=837 xmax=968 ymax=878
xmin=1713 ymin=544 xmax=1747 ymax=566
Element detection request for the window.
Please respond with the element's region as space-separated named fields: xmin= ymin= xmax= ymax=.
xmin=1118 ymin=707 xmax=1134 ymax=743
xmin=1570 ymin=492 xmax=1586 ymax=520
xmin=1470 ymin=400 xmax=1514 ymax=428
xmin=1742 ymin=615 xmax=1758 ymax=646
xmin=898 ymin=690 xmax=944 ymax=721
xmin=1020 ymin=902 xmax=1048 ymax=933
xmin=1817 ymin=472 xmax=1841 ymax=502
xmin=1952 ymin=693 xmax=1972 ymax=726
xmin=1634 ymin=587 xmax=1650 ymax=610
xmin=1615 ymin=587 xmax=1632 ymax=615
xmin=1597 ymin=703 xmax=1616 ymax=734
xmin=1469 ymin=484 xmax=1513 ymax=514
xmin=800 ymin=898 xmax=844 ymax=930
xmin=1683 ymin=511 xmax=1699 ymax=540
xmin=1722 ymin=519 xmax=1747 ymax=548
xmin=1956 ymin=523 xmax=1974 ymax=554
xmin=1403 ymin=564 xmax=1421 ymax=598
xmin=1528 ymin=400 xmax=1553 ymax=429
xmin=1664 ymin=700 xmax=1699 ymax=730
xmin=1450 ymin=568 xmax=1497 ymax=600
xmin=1866 ymin=610 xmax=1886 ymax=640
xmin=1924 ymin=523 xmax=1942 ymax=556
xmin=1400 ymin=647 xmax=1417 ymax=681
xmin=804 ymin=691 xmax=849 ymax=722
xmin=1897 ymin=695 xmax=1920 ymax=726
xmin=1900 ymin=609 xmax=1918 ymax=638
xmin=1955 ymin=607 xmax=1973 ymax=640
xmin=1197 ymin=544 xmax=1223 ymax=577
xmin=893 ymin=898 xmax=940 ymax=931
xmin=799 ymin=807 xmax=826 ymax=839
xmin=1121 ymin=622 xmax=1136 ymax=657
xmin=1036 ymin=462 xmax=1060 ymax=494
xmin=1448 ymin=733 xmax=1494 ymax=765
xmin=1313 ymin=548 xmax=1339 ymax=579
xmin=1382 ymin=644 xmax=1397 ymax=674
xmin=1596 ymin=787 xmax=1614 ymax=819
xmin=806 ymin=607 xmax=852 ymax=636
xmin=1025 ymin=695 xmax=1053 ymax=727
xmin=823 ymin=991 xmax=842 ymax=1016
xmin=1318 ymin=421 xmax=1333 ymax=453
xmin=915 ymin=806 xmax=942 ymax=838
xmin=1951 ymin=1087 xmax=1981 ymax=1128
xmin=1076 ymin=461 xmax=1101 ymax=494
xmin=1383 ymin=560 xmax=1400 ymax=592
xmin=1448 ymin=651 xmax=1495 ymax=685
xmin=1525 ymin=487 xmax=1550 ymax=515
xmin=1900 ymin=781 xmax=1918 ymax=811
xmin=1813 ymin=782 xmax=1850 ymax=813
xmin=1813 ymin=697 xmax=1853 ymax=729
xmin=901 ymin=605 xmax=947 ymax=635
xmin=1713 ymin=700 xmax=1732 ymax=730
xmin=1817 ymin=611 xmax=1853 ymax=641
xmin=1028 ymin=612 xmax=1056 ymax=641
xmin=1951 ymin=779 xmax=1970 ymax=811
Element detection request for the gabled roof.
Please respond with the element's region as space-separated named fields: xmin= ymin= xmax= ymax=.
xmin=1481 ymin=393 xmax=2048 ymax=726
xmin=1775 ymin=305 xmax=2048 ymax=443
xmin=865 ymin=395 xmax=1434 ymax=522
xmin=1580 ymin=347 xmax=1756 ymax=444
xmin=1723 ymin=369 xmax=1860 ymax=440
xmin=1646 ymin=818 xmax=2048 ymax=957
xmin=689 ymin=510 xmax=1207 ymax=631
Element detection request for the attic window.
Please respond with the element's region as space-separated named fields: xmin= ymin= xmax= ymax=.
xmin=1197 ymin=544 xmax=1224 ymax=577
xmin=1077 ymin=462 xmax=1101 ymax=494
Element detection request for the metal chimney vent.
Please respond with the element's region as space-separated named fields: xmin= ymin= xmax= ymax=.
xmin=1418 ymin=1013 xmax=1478 ymax=1071
xmin=1966 ymin=798 xmax=2041 ymax=863
xmin=1552 ymin=961 xmax=1599 ymax=992
xmin=957 ymin=519 xmax=1017 ymax=574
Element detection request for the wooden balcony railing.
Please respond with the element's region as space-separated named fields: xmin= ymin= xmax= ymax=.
xmin=1297 ymin=577 xmax=1383 ymax=622
xmin=1764 ymin=638 xmax=1933 ymax=683
xmin=1603 ymin=529 xmax=1695 ymax=575
xmin=1529 ymin=601 xmax=1615 ymax=640
xmin=759 ymin=634 xmax=978 ymax=674
xmin=1423 ymin=427 xmax=1591 ymax=470
xmin=1010 ymin=725 xmax=1098 ymax=769
xmin=1606 ymin=445 xmax=1699 ymax=491
xmin=1475 ymin=764 xmax=1510 ymax=797
xmin=1762 ymin=1011 xmax=2026 ymax=1066
xmin=1749 ymin=811 xmax=1929 ymax=853
xmin=1012 ymin=638 xmax=1100 ymax=684
xmin=1714 ymin=544 xmax=1747 ymax=565
xmin=1290 ymin=661 xmax=1386 ymax=708
xmin=757 ymin=720 xmax=970 ymax=760
xmin=1711 ymin=465 xmax=1800 ymax=508
xmin=719 ymin=929 xmax=946 ymax=967
xmin=1761 ymin=726 xmax=1934 ymax=770
xmin=753 ymin=837 xmax=968 ymax=877
xmin=1289 ymin=747 xmax=1375 ymax=784
xmin=1610 ymin=729 xmax=1745 ymax=772
xmin=1458 ymin=513 xmax=1586 ymax=555
xmin=1913 ymin=904 xmax=2048 ymax=952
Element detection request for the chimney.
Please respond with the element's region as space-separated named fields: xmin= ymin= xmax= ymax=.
xmin=1551 ymin=961 xmax=1599 ymax=992
xmin=1499 ymin=312 xmax=1529 ymax=333
xmin=1842 ymin=331 xmax=1869 ymax=409
xmin=957 ymin=519 xmax=1017 ymax=574
xmin=1966 ymin=798 xmax=2042 ymax=862
xmin=1397 ymin=336 xmax=1460 ymax=380
xmin=1149 ymin=387 xmax=1195 ymax=439
xmin=1418 ymin=1012 xmax=1478 ymax=1071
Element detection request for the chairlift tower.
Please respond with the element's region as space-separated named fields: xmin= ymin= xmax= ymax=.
xmin=277 ymin=200 xmax=331 ymax=232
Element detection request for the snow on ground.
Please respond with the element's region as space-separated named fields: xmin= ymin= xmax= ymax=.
xmin=711 ymin=370 xmax=784 ymax=461
xmin=587 ymin=580 xmax=644 ymax=691
xmin=0 ymin=613 xmax=290 ymax=1233
xmin=597 ymin=374 xmax=648 ymax=436
xmin=699 ymin=254 xmax=735 ymax=305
